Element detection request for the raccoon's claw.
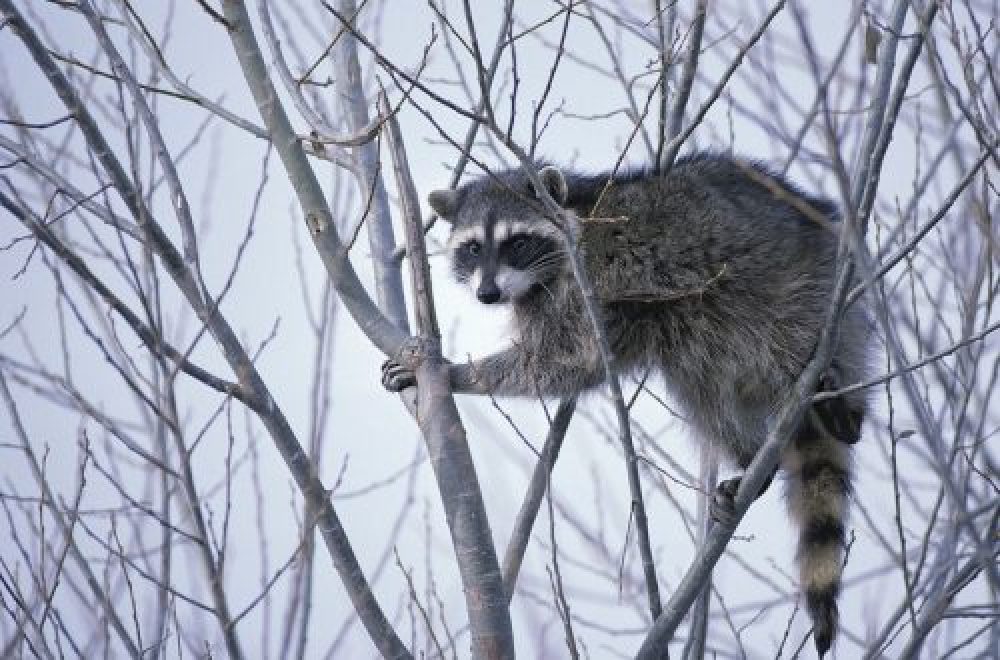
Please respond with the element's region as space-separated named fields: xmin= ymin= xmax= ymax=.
xmin=710 ymin=477 xmax=741 ymax=527
xmin=381 ymin=358 xmax=416 ymax=392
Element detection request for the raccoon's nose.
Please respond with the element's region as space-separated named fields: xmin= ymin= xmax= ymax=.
xmin=476 ymin=281 xmax=503 ymax=304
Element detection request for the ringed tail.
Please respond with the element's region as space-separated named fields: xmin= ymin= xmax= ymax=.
xmin=784 ymin=424 xmax=854 ymax=657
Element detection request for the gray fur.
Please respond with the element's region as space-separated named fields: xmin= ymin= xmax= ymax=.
xmin=391 ymin=152 xmax=872 ymax=655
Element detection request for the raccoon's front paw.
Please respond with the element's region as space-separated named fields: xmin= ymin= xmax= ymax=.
xmin=381 ymin=358 xmax=416 ymax=392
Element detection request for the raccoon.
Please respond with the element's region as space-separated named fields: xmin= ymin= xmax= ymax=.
xmin=382 ymin=152 xmax=870 ymax=656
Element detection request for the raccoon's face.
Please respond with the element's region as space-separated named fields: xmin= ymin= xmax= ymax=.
xmin=428 ymin=166 xmax=569 ymax=305
xmin=446 ymin=220 xmax=563 ymax=304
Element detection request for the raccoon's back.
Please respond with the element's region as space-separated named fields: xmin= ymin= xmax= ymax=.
xmin=573 ymin=158 xmax=849 ymax=434
xmin=579 ymin=158 xmax=840 ymax=295
xmin=576 ymin=161 xmax=842 ymax=360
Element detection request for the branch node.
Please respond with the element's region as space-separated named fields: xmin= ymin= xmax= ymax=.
xmin=305 ymin=209 xmax=331 ymax=236
xmin=397 ymin=336 xmax=436 ymax=369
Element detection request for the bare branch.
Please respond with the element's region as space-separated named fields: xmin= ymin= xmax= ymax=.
xmin=382 ymin=91 xmax=515 ymax=659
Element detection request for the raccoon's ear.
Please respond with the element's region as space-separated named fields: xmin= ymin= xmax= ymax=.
xmin=428 ymin=189 xmax=460 ymax=220
xmin=538 ymin=166 xmax=568 ymax=205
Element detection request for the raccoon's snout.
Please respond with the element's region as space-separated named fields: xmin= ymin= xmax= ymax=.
xmin=476 ymin=279 xmax=503 ymax=304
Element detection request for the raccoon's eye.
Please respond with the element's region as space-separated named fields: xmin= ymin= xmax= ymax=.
xmin=510 ymin=236 xmax=529 ymax=251
xmin=463 ymin=240 xmax=481 ymax=257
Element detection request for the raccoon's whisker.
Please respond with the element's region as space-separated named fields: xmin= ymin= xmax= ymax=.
xmin=534 ymin=279 xmax=556 ymax=301
xmin=524 ymin=263 xmax=561 ymax=283
xmin=527 ymin=254 xmax=565 ymax=271
xmin=531 ymin=255 xmax=565 ymax=267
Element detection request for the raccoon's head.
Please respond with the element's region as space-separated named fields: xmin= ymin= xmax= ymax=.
xmin=428 ymin=166 xmax=569 ymax=305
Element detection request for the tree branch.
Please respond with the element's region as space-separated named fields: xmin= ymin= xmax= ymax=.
xmin=382 ymin=91 xmax=515 ymax=660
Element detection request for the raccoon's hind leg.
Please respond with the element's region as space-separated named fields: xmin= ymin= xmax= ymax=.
xmin=809 ymin=374 xmax=865 ymax=445
xmin=708 ymin=371 xmax=863 ymax=525
xmin=709 ymin=473 xmax=775 ymax=527
xmin=784 ymin=431 xmax=853 ymax=657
